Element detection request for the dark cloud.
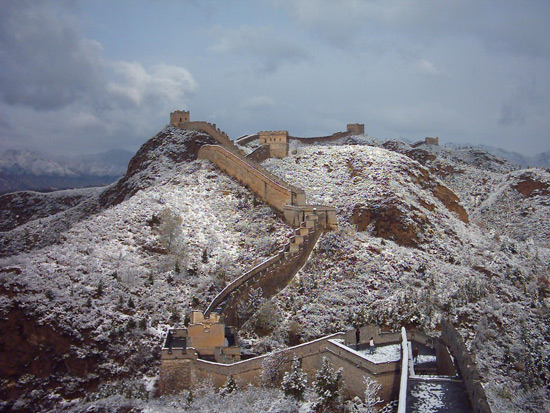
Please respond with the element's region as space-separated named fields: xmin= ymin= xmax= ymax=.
xmin=498 ymin=80 xmax=541 ymax=126
xmin=0 ymin=1 xmax=106 ymax=111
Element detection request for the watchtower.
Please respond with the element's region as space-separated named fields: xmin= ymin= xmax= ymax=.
xmin=347 ymin=123 xmax=365 ymax=135
xmin=170 ymin=110 xmax=190 ymax=127
xmin=259 ymin=130 xmax=289 ymax=158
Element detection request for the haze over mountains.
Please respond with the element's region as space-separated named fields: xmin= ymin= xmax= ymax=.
xmin=445 ymin=143 xmax=550 ymax=169
xmin=0 ymin=148 xmax=133 ymax=194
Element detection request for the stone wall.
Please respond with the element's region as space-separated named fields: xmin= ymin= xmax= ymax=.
xmin=289 ymin=130 xmax=351 ymax=144
xmin=440 ymin=319 xmax=492 ymax=413
xmin=283 ymin=205 xmax=337 ymax=229
xmin=435 ymin=340 xmax=456 ymax=376
xmin=159 ymin=333 xmax=402 ymax=402
xmin=198 ymin=144 xmax=306 ymax=212
xmin=235 ymin=133 xmax=260 ymax=146
xmin=247 ymin=144 xmax=271 ymax=163
xmin=221 ymin=224 xmax=323 ymax=327
xmin=174 ymin=121 xmax=233 ymax=146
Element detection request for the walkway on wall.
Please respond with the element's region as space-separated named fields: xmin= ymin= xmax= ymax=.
xmin=406 ymin=377 xmax=472 ymax=413
xmin=400 ymin=327 xmax=473 ymax=413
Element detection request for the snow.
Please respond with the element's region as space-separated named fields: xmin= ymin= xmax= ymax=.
xmin=357 ymin=344 xmax=402 ymax=364
xmin=409 ymin=381 xmax=445 ymax=412
xmin=416 ymin=354 xmax=437 ymax=364
xmin=2 ymin=127 xmax=549 ymax=412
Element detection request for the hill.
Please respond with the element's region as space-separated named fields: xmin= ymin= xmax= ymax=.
xmin=0 ymin=127 xmax=549 ymax=412
xmin=0 ymin=127 xmax=292 ymax=411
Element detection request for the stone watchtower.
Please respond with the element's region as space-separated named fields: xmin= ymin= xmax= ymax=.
xmin=347 ymin=123 xmax=365 ymax=135
xmin=259 ymin=130 xmax=289 ymax=158
xmin=425 ymin=137 xmax=439 ymax=146
xmin=170 ymin=110 xmax=190 ymax=127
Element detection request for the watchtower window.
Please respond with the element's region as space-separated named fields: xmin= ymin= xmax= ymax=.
xmin=180 ymin=117 xmax=182 ymax=122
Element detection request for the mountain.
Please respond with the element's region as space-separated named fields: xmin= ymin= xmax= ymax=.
xmin=445 ymin=142 xmax=550 ymax=169
xmin=0 ymin=148 xmax=134 ymax=194
xmin=0 ymin=126 xmax=549 ymax=412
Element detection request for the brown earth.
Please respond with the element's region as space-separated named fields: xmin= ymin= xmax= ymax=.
xmin=512 ymin=173 xmax=550 ymax=198
xmin=410 ymin=168 xmax=469 ymax=223
xmin=352 ymin=201 xmax=426 ymax=248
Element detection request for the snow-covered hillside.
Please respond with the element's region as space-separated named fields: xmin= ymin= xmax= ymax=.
xmin=1 ymin=128 xmax=548 ymax=412
xmin=256 ymin=140 xmax=550 ymax=412
xmin=0 ymin=127 xmax=292 ymax=411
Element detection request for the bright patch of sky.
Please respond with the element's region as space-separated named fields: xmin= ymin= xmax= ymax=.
xmin=0 ymin=0 xmax=549 ymax=155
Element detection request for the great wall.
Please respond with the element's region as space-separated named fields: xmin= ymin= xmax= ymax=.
xmin=159 ymin=111 xmax=490 ymax=412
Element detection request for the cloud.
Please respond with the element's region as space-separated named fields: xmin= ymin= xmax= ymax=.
xmin=210 ymin=25 xmax=308 ymax=72
xmin=107 ymin=62 xmax=198 ymax=109
xmin=0 ymin=1 xmax=197 ymax=154
xmin=240 ymin=96 xmax=277 ymax=111
xmin=414 ymin=59 xmax=443 ymax=76
xmin=498 ymin=80 xmax=541 ymax=126
xmin=0 ymin=1 xmax=106 ymax=110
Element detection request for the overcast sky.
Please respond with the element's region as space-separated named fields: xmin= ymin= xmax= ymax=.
xmin=1 ymin=0 xmax=549 ymax=156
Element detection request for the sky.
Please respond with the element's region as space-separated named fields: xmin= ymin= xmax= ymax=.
xmin=0 ymin=0 xmax=549 ymax=156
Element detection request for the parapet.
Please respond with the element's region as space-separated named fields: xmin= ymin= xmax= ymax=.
xmin=259 ymin=130 xmax=288 ymax=144
xmin=347 ymin=123 xmax=365 ymax=135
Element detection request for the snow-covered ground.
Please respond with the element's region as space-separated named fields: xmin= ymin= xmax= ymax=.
xmin=1 ymin=129 xmax=549 ymax=411
xmin=358 ymin=344 xmax=402 ymax=364
xmin=0 ymin=128 xmax=293 ymax=411
xmin=256 ymin=139 xmax=550 ymax=412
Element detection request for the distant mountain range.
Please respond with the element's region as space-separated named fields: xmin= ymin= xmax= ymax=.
xmin=444 ymin=143 xmax=550 ymax=169
xmin=1 ymin=141 xmax=548 ymax=195
xmin=0 ymin=148 xmax=133 ymax=194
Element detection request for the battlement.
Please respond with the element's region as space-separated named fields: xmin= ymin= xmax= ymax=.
xmin=425 ymin=137 xmax=439 ymax=146
xmin=411 ymin=137 xmax=440 ymax=148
